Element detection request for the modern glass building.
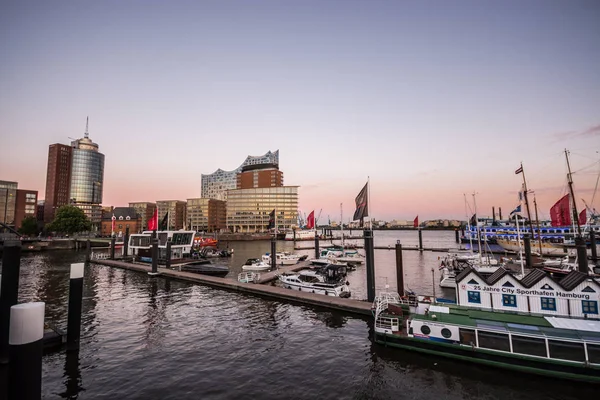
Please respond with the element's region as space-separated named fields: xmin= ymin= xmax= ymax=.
xmin=187 ymin=198 xmax=226 ymax=232
xmin=69 ymin=132 xmax=105 ymax=226
xmin=0 ymin=180 xmax=18 ymax=226
xmin=226 ymin=187 xmax=298 ymax=233
xmin=201 ymin=150 xmax=279 ymax=200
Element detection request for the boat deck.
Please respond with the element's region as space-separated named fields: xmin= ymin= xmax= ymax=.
xmin=253 ymin=260 xmax=312 ymax=284
xmin=91 ymin=259 xmax=373 ymax=316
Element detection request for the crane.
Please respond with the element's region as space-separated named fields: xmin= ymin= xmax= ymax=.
xmin=315 ymin=209 xmax=323 ymax=226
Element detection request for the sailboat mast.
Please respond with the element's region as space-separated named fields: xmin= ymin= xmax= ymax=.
xmin=533 ymin=196 xmax=543 ymax=255
xmin=472 ymin=193 xmax=482 ymax=263
xmin=340 ymin=203 xmax=344 ymax=250
xmin=519 ymin=163 xmax=536 ymax=241
xmin=464 ymin=193 xmax=474 ymax=252
xmin=565 ymin=149 xmax=582 ymax=237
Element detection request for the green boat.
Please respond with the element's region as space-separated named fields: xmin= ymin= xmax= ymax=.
xmin=373 ymin=292 xmax=600 ymax=383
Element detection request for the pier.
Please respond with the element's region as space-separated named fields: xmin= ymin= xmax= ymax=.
xmin=91 ymin=259 xmax=373 ymax=316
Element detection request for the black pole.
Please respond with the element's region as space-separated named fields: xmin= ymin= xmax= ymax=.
xmin=454 ymin=229 xmax=459 ymax=243
xmin=293 ymin=228 xmax=296 ymax=245
xmin=523 ymin=235 xmax=532 ymax=268
xmin=418 ymin=228 xmax=423 ymax=251
xmin=315 ymin=234 xmax=320 ymax=259
xmin=150 ymin=239 xmax=159 ymax=275
xmin=271 ymin=236 xmax=277 ymax=270
xmin=123 ymin=226 xmax=130 ymax=257
xmin=110 ymin=237 xmax=116 ymax=260
xmin=85 ymin=239 xmax=91 ymax=262
xmin=8 ymin=302 xmax=44 ymax=400
xmin=499 ymin=207 xmax=503 ymax=221
xmin=590 ymin=230 xmax=598 ymax=262
xmin=166 ymin=241 xmax=172 ymax=269
xmin=492 ymin=206 xmax=496 ymax=224
xmin=0 ymin=240 xmax=21 ymax=364
xmin=364 ymin=229 xmax=376 ymax=302
xmin=395 ymin=241 xmax=404 ymax=296
xmin=576 ymin=237 xmax=588 ymax=275
xmin=67 ymin=263 xmax=84 ymax=351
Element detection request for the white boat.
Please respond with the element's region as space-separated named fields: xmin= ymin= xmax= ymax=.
xmin=128 ymin=230 xmax=196 ymax=261
xmin=241 ymin=258 xmax=271 ymax=271
xmin=496 ymin=237 xmax=567 ymax=256
xmin=439 ymin=267 xmax=456 ymax=288
xmin=278 ymin=265 xmax=351 ymax=298
xmin=310 ymin=249 xmax=364 ymax=265
xmin=262 ymin=252 xmax=299 ymax=266
xmin=284 ymin=229 xmax=316 ymax=241
xmin=540 ymin=254 xmax=570 ymax=267
xmin=238 ymin=272 xmax=261 ymax=283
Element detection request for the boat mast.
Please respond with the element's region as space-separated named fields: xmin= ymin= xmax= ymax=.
xmin=472 ymin=193 xmax=482 ymax=263
xmin=516 ymin=212 xmax=525 ymax=276
xmin=565 ymin=149 xmax=582 ymax=237
xmin=533 ymin=195 xmax=543 ymax=256
xmin=464 ymin=193 xmax=474 ymax=253
xmin=340 ymin=203 xmax=344 ymax=251
xmin=518 ymin=162 xmax=536 ymax=243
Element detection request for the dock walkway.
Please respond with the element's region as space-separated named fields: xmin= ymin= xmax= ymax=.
xmin=91 ymin=259 xmax=373 ymax=316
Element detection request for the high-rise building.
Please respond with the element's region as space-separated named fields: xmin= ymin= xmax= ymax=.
xmin=43 ymin=144 xmax=72 ymax=222
xmin=128 ymin=202 xmax=157 ymax=231
xmin=43 ymin=119 xmax=105 ymax=228
xmin=156 ymin=200 xmax=186 ymax=230
xmin=186 ymin=198 xmax=226 ymax=232
xmin=236 ymin=163 xmax=284 ymax=189
xmin=36 ymin=200 xmax=45 ymax=223
xmin=226 ymin=187 xmax=298 ymax=233
xmin=201 ymin=150 xmax=279 ymax=200
xmin=0 ymin=180 xmax=18 ymax=226
xmin=15 ymin=189 xmax=38 ymax=229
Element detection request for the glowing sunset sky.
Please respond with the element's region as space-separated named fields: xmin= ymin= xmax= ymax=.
xmin=1 ymin=1 xmax=599 ymax=222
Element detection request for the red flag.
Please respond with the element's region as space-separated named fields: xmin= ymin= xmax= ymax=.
xmin=306 ymin=210 xmax=315 ymax=229
xmin=579 ymin=209 xmax=587 ymax=226
xmin=550 ymin=194 xmax=571 ymax=227
xmin=147 ymin=208 xmax=158 ymax=230
xmin=111 ymin=214 xmax=116 ymax=233
xmin=413 ymin=216 xmax=419 ymax=228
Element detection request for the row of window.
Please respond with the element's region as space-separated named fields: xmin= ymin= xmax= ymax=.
xmin=467 ymin=291 xmax=599 ymax=314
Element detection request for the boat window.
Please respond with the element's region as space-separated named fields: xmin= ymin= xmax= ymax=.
xmin=467 ymin=291 xmax=481 ymax=304
xmin=459 ymin=328 xmax=476 ymax=345
xmin=548 ymin=340 xmax=586 ymax=362
xmin=582 ymin=300 xmax=598 ymax=314
xmin=477 ymin=331 xmax=510 ymax=352
xmin=587 ymin=344 xmax=600 ymax=364
xmin=502 ymin=294 xmax=517 ymax=308
xmin=420 ymin=325 xmax=431 ymax=335
xmin=441 ymin=328 xmax=452 ymax=339
xmin=511 ymin=335 xmax=547 ymax=357
xmin=541 ymin=297 xmax=556 ymax=311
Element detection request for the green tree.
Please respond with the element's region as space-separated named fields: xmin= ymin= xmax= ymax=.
xmin=18 ymin=216 xmax=39 ymax=236
xmin=46 ymin=205 xmax=91 ymax=235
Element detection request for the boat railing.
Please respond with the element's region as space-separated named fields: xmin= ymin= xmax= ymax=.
xmin=91 ymin=252 xmax=109 ymax=260
xmin=238 ymin=272 xmax=261 ymax=283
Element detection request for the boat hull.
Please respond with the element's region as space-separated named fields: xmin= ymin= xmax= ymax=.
xmin=374 ymin=332 xmax=600 ymax=383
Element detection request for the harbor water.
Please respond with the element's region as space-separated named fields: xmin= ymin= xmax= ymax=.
xmin=1 ymin=231 xmax=597 ymax=399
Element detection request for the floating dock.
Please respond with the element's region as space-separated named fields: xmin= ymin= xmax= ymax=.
xmin=91 ymin=259 xmax=373 ymax=316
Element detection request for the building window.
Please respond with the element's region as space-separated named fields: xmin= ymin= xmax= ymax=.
xmin=582 ymin=300 xmax=598 ymax=314
xmin=467 ymin=291 xmax=480 ymax=304
xmin=502 ymin=294 xmax=517 ymax=307
xmin=541 ymin=297 xmax=556 ymax=311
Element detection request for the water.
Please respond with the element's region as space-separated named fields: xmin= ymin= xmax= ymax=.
xmin=1 ymin=231 xmax=597 ymax=399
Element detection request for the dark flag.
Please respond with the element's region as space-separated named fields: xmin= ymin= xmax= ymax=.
xmin=469 ymin=214 xmax=477 ymax=227
xmin=159 ymin=212 xmax=168 ymax=230
xmin=267 ymin=209 xmax=275 ymax=229
xmin=353 ymin=182 xmax=369 ymax=226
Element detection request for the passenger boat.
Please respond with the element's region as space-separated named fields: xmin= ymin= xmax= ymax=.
xmin=262 ymin=252 xmax=299 ymax=266
xmin=128 ymin=230 xmax=196 ymax=262
xmin=496 ymin=237 xmax=567 ymax=256
xmin=278 ymin=264 xmax=351 ymax=298
xmin=242 ymin=258 xmax=270 ymax=271
xmin=373 ymin=293 xmax=600 ymax=383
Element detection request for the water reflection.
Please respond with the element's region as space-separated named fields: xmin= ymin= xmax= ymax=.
xmin=60 ymin=350 xmax=84 ymax=399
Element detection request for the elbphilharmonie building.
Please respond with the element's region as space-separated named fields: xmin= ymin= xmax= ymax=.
xmin=201 ymin=150 xmax=279 ymax=200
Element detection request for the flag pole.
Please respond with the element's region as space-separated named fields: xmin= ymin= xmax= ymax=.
xmin=367 ymin=176 xmax=372 ymax=230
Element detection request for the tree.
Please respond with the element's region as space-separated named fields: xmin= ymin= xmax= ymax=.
xmin=46 ymin=205 xmax=91 ymax=235
xmin=18 ymin=216 xmax=38 ymax=236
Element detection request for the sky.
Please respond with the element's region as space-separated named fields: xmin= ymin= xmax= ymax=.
xmin=1 ymin=0 xmax=599 ymax=223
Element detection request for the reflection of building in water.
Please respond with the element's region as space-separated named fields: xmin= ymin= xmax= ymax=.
xmin=201 ymin=150 xmax=279 ymax=201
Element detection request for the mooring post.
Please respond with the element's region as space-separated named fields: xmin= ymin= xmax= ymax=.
xmin=110 ymin=237 xmax=116 ymax=260
xmin=590 ymin=230 xmax=598 ymax=262
xmin=0 ymin=240 xmax=21 ymax=364
xmin=67 ymin=263 xmax=84 ymax=351
xmin=8 ymin=302 xmax=44 ymax=400
xmin=395 ymin=240 xmax=404 ymax=296
xmin=149 ymin=239 xmax=159 ymax=276
xmin=271 ymin=236 xmax=277 ymax=269
xmin=576 ymin=237 xmax=588 ymax=275
xmin=364 ymin=229 xmax=376 ymax=302
xmin=293 ymin=228 xmax=296 ymax=245
xmin=314 ymin=234 xmax=320 ymax=259
xmin=523 ymin=235 xmax=532 ymax=268
xmin=123 ymin=226 xmax=130 ymax=257
xmin=85 ymin=239 xmax=91 ymax=262
xmin=165 ymin=241 xmax=172 ymax=269
xmin=455 ymin=229 xmax=459 ymax=243
xmin=418 ymin=228 xmax=423 ymax=251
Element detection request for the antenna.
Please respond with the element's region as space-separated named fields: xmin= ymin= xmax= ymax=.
xmin=85 ymin=116 xmax=89 ymax=138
